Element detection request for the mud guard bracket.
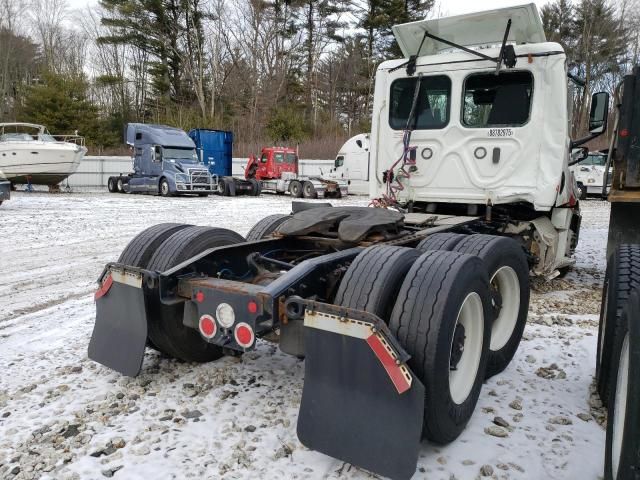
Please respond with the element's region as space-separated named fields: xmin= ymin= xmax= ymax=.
xmin=88 ymin=266 xmax=151 ymax=377
xmin=292 ymin=299 xmax=425 ymax=480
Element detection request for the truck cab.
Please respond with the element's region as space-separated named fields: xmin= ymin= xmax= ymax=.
xmin=122 ymin=123 xmax=216 ymax=196
xmin=570 ymin=151 xmax=611 ymax=199
xmin=332 ymin=133 xmax=370 ymax=182
xmin=370 ymin=4 xmax=609 ymax=275
xmin=245 ymin=147 xmax=298 ymax=180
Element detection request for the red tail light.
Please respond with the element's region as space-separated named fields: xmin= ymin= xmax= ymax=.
xmin=199 ymin=314 xmax=217 ymax=338
xmin=234 ymin=323 xmax=254 ymax=348
xmin=248 ymin=300 xmax=258 ymax=313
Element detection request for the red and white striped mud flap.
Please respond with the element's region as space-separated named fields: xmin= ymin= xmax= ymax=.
xmin=296 ymin=304 xmax=425 ymax=480
xmin=88 ymin=266 xmax=148 ymax=377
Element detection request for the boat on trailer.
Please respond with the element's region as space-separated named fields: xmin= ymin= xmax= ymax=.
xmin=0 ymin=122 xmax=87 ymax=187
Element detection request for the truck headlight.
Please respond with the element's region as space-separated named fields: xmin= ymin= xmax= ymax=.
xmin=216 ymin=303 xmax=235 ymax=328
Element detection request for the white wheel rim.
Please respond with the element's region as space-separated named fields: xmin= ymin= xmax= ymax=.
xmin=612 ymin=332 xmax=629 ymax=479
xmin=162 ymin=183 xmax=168 ymax=194
xmin=490 ymin=266 xmax=520 ymax=351
xmin=449 ymin=292 xmax=484 ymax=405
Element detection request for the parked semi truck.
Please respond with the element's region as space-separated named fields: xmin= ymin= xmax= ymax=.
xmin=570 ymin=151 xmax=610 ymax=199
xmin=596 ymin=66 xmax=640 ymax=480
xmin=88 ymin=5 xmax=614 ymax=479
xmin=243 ymin=146 xmax=348 ymax=198
xmin=332 ymin=133 xmax=370 ymax=182
xmin=107 ymin=124 xmax=217 ymax=196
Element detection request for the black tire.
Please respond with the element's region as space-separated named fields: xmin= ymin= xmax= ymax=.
xmin=334 ymin=245 xmax=421 ymax=322
xmin=389 ymin=251 xmax=491 ymax=443
xmin=577 ymin=182 xmax=587 ymax=200
xmin=107 ymin=177 xmax=117 ymax=193
xmin=302 ymin=181 xmax=318 ymax=199
xmin=146 ymin=226 xmax=245 ymax=362
xmin=198 ymin=193 xmax=208 ymax=197
xmin=116 ymin=177 xmax=125 ymax=193
xmin=220 ymin=178 xmax=230 ymax=196
xmin=246 ymin=214 xmax=290 ymax=241
xmin=416 ymin=233 xmax=467 ymax=252
xmin=452 ymin=234 xmax=530 ymax=378
xmin=118 ymin=223 xmax=192 ymax=267
xmin=248 ymin=178 xmax=261 ymax=196
xmin=604 ymin=288 xmax=640 ymax=480
xmin=598 ymin=245 xmax=640 ymax=405
xmin=118 ymin=223 xmax=192 ymax=350
xmin=159 ymin=178 xmax=171 ymax=197
xmin=290 ymin=181 xmax=303 ymax=198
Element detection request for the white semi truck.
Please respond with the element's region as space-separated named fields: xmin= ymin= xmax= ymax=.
xmin=88 ymin=5 xmax=622 ymax=480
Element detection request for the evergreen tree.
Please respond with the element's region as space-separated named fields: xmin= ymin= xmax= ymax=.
xmin=21 ymin=71 xmax=98 ymax=136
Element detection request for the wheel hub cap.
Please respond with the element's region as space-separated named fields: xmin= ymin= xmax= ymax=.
xmin=450 ymin=323 xmax=466 ymax=370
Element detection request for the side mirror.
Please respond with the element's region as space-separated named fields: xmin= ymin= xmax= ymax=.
xmin=569 ymin=146 xmax=589 ymax=166
xmin=589 ymin=92 xmax=609 ymax=134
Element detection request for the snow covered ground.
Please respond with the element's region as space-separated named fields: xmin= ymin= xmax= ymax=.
xmin=0 ymin=193 xmax=610 ymax=480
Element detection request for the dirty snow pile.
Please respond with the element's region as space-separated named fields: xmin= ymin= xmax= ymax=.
xmin=0 ymin=193 xmax=610 ymax=480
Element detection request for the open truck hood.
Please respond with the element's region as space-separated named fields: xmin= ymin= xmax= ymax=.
xmin=392 ymin=3 xmax=546 ymax=58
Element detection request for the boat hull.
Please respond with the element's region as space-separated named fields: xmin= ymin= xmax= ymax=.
xmin=0 ymin=142 xmax=86 ymax=186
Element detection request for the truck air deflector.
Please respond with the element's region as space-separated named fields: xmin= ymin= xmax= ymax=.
xmin=88 ymin=266 xmax=150 ymax=377
xmin=392 ymin=3 xmax=545 ymax=58
xmin=293 ymin=299 xmax=424 ymax=480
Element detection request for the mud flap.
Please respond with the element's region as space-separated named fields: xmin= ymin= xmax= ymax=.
xmin=88 ymin=268 xmax=149 ymax=377
xmin=295 ymin=303 xmax=425 ymax=480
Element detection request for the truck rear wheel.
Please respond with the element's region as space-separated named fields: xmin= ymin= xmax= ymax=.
xmin=116 ymin=177 xmax=125 ymax=193
xmin=117 ymin=223 xmax=192 ymax=350
xmin=604 ymin=288 xmax=640 ymax=480
xmin=248 ymin=178 xmax=261 ymax=196
xmin=452 ymin=234 xmax=530 ymax=378
xmin=389 ymin=251 xmax=491 ymax=444
xmin=290 ymin=181 xmax=303 ymax=198
xmin=334 ymin=245 xmax=421 ymax=322
xmin=107 ymin=177 xmax=117 ymax=193
xmin=417 ymin=233 xmax=467 ymax=252
xmin=146 ymin=226 xmax=245 ymax=362
xmin=598 ymin=245 xmax=640 ymax=405
xmin=246 ymin=214 xmax=290 ymax=241
xmin=118 ymin=223 xmax=192 ymax=268
xmin=302 ymin=181 xmax=318 ymax=199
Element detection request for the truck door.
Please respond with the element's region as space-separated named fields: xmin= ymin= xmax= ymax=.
xmin=257 ymin=150 xmax=270 ymax=179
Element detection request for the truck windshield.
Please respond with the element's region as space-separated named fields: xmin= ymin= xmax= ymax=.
xmin=586 ymin=154 xmax=607 ymax=167
xmin=163 ymin=147 xmax=198 ymax=162
xmin=463 ymin=71 xmax=533 ymax=127
xmin=389 ymin=75 xmax=451 ymax=130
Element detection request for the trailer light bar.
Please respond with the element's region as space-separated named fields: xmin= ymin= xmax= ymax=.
xmin=234 ymin=322 xmax=254 ymax=348
xmin=216 ymin=303 xmax=235 ymax=328
xmin=199 ymin=314 xmax=217 ymax=338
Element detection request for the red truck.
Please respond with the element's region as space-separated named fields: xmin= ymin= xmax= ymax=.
xmin=217 ymin=146 xmax=348 ymax=198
